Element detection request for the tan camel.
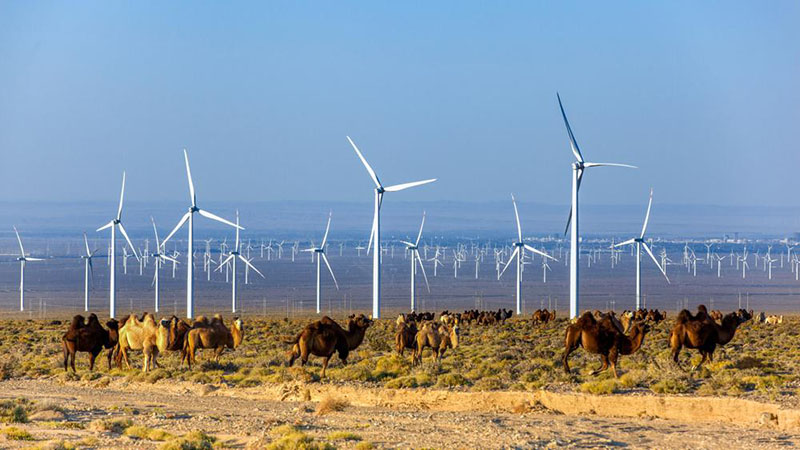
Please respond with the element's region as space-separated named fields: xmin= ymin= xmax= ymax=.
xmin=413 ymin=322 xmax=459 ymax=365
xmin=182 ymin=316 xmax=244 ymax=369
xmin=117 ymin=313 xmax=161 ymax=372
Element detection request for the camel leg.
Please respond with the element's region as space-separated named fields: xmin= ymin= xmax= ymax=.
xmin=321 ymin=356 xmax=329 ymax=378
xmin=691 ymin=352 xmax=708 ymax=372
xmin=591 ymin=354 xmax=609 ymax=376
xmin=610 ymin=351 xmax=620 ymax=379
xmin=70 ymin=350 xmax=77 ymax=373
xmin=106 ymin=348 xmax=114 ymax=371
xmin=89 ymin=351 xmax=98 ymax=372
xmin=214 ymin=347 xmax=225 ymax=362
xmin=121 ymin=347 xmax=132 ymax=370
xmin=62 ymin=342 xmax=69 ymax=371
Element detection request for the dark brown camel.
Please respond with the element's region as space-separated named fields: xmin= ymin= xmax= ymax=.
xmin=562 ymin=311 xmax=650 ymax=378
xmin=669 ymin=305 xmax=744 ymax=371
xmin=62 ymin=314 xmax=119 ymax=372
xmin=286 ymin=314 xmax=372 ymax=377
xmin=395 ymin=321 xmax=418 ymax=356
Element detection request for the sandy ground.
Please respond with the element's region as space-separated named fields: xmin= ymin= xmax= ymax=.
xmin=1 ymin=378 xmax=799 ymax=449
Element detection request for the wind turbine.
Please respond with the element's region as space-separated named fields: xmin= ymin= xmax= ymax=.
xmin=150 ymin=218 xmax=179 ymax=313
xmin=14 ymin=226 xmax=43 ymax=311
xmin=163 ymin=150 xmax=243 ymax=319
xmin=96 ymin=172 xmax=139 ymax=319
xmin=400 ymin=212 xmax=430 ymax=312
xmin=80 ymin=233 xmax=97 ymax=311
xmin=613 ymin=189 xmax=669 ymax=310
xmin=347 ymin=136 xmax=436 ymax=319
xmin=303 ymin=212 xmax=339 ymax=314
xmin=499 ymin=194 xmax=556 ymax=315
xmin=558 ymin=93 xmax=637 ymax=318
xmin=216 ymin=210 xmax=264 ymax=313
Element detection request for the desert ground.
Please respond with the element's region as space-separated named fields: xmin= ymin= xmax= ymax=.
xmin=1 ymin=314 xmax=799 ymax=448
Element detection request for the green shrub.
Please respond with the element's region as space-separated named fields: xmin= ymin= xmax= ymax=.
xmin=580 ymin=379 xmax=619 ymax=395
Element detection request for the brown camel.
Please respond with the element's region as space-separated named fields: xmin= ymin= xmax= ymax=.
xmin=668 ymin=306 xmax=744 ymax=371
xmin=562 ymin=311 xmax=650 ymax=378
xmin=62 ymin=314 xmax=119 ymax=372
xmin=395 ymin=321 xmax=418 ymax=356
xmin=182 ymin=315 xmax=244 ymax=369
xmin=116 ymin=312 xmax=160 ymax=372
xmin=286 ymin=314 xmax=372 ymax=377
xmin=532 ymin=309 xmax=556 ymax=324
xmin=413 ymin=322 xmax=459 ymax=365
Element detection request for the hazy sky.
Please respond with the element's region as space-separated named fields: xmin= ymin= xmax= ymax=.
xmin=1 ymin=1 xmax=798 ymax=208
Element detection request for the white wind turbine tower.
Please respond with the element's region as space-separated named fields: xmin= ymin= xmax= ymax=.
xmin=558 ymin=93 xmax=637 ymax=319
xmin=216 ymin=211 xmax=264 ymax=313
xmin=96 ymin=172 xmax=139 ymax=319
xmin=150 ymin=218 xmax=179 ymax=313
xmin=613 ymin=189 xmax=669 ymax=310
xmin=163 ymin=149 xmax=243 ymax=319
xmin=499 ymin=194 xmax=556 ymax=315
xmin=347 ymin=136 xmax=436 ymax=319
xmin=303 ymin=212 xmax=339 ymax=314
xmin=14 ymin=226 xmax=44 ymax=311
xmin=399 ymin=212 xmax=430 ymax=312
xmin=80 ymin=233 xmax=97 ymax=312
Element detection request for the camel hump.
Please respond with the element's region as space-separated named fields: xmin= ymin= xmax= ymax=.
xmin=676 ymin=309 xmax=692 ymax=324
xmin=69 ymin=315 xmax=86 ymax=330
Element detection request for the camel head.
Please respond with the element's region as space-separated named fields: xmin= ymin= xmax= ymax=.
xmin=156 ymin=318 xmax=174 ymax=352
xmin=351 ymin=314 xmax=372 ymax=331
xmin=232 ymin=317 xmax=244 ymax=348
xmin=449 ymin=323 xmax=460 ymax=349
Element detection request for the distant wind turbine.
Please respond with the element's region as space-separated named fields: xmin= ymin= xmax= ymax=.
xmin=558 ymin=93 xmax=637 ymax=318
xmin=499 ymin=194 xmax=556 ymax=315
xmin=14 ymin=226 xmax=43 ymax=311
xmin=80 ymin=233 xmax=97 ymax=312
xmin=216 ymin=210 xmax=264 ymax=313
xmin=613 ymin=189 xmax=669 ymax=309
xmin=400 ymin=212 xmax=430 ymax=312
xmin=96 ymin=172 xmax=139 ymax=319
xmin=347 ymin=136 xmax=436 ymax=319
xmin=162 ymin=150 xmax=243 ymax=318
xmin=303 ymin=212 xmax=339 ymax=314
xmin=150 ymin=218 xmax=179 ymax=313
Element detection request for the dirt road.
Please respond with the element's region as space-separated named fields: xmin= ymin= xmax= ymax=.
xmin=1 ymin=378 xmax=798 ymax=449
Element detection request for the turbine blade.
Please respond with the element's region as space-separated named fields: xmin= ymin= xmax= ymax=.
xmin=640 ymin=188 xmax=654 ymax=238
xmin=384 ymin=179 xmax=437 ymax=192
xmin=367 ymin=208 xmax=377 ymax=254
xmin=346 ymin=136 xmax=382 ymax=188
xmin=511 ymin=194 xmax=522 ymax=242
xmin=416 ymin=251 xmax=430 ymax=292
xmin=399 ymin=240 xmax=416 ymax=247
xmin=524 ymin=244 xmax=556 ymax=261
xmin=198 ymin=209 xmax=243 ymax=229
xmin=643 ymin=242 xmax=670 ymax=283
xmin=83 ymin=232 xmax=91 ymax=256
xmin=116 ymin=171 xmax=126 ymax=220
xmin=96 ymin=221 xmax=114 ymax=232
xmin=556 ymin=92 xmax=584 ymax=163
xmin=415 ymin=212 xmax=425 ymax=246
xmin=321 ymin=253 xmax=338 ymax=289
xmin=321 ymin=212 xmax=332 ymax=248
xmin=162 ymin=212 xmax=191 ymax=246
xmin=240 ymin=255 xmax=265 ymax=278
xmin=117 ymin=223 xmax=139 ymax=260
xmin=216 ymin=254 xmax=234 ymax=271
xmin=499 ymin=247 xmax=519 ymax=279
xmin=13 ymin=226 xmax=24 ymax=256
xmin=613 ymin=238 xmax=637 ymax=248
xmin=184 ymin=149 xmax=196 ymax=207
xmin=161 ymin=254 xmax=179 ymax=264
xmin=25 ymin=257 xmax=45 ymax=261
xmin=583 ymin=162 xmax=638 ymax=169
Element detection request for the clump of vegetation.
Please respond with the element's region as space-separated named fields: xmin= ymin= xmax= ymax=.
xmin=263 ymin=424 xmax=333 ymax=450
xmin=158 ymin=430 xmax=217 ymax=450
xmin=315 ymin=396 xmax=350 ymax=415
xmin=89 ymin=417 xmax=133 ymax=433
xmin=327 ymin=431 xmax=362 ymax=441
xmin=650 ymin=377 xmax=691 ymax=394
xmin=580 ymin=379 xmax=620 ymax=395
xmin=124 ymin=425 xmax=175 ymax=441
xmin=1 ymin=425 xmax=34 ymax=440
xmin=0 ymin=398 xmax=31 ymax=423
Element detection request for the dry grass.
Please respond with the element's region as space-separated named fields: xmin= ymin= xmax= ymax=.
xmin=315 ymin=396 xmax=350 ymax=415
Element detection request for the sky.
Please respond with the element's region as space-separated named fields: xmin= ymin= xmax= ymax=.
xmin=0 ymin=1 xmax=798 ymax=211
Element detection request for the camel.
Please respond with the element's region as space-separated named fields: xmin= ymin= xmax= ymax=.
xmin=62 ymin=314 xmax=119 ymax=372
xmin=710 ymin=310 xmax=723 ymax=322
xmin=183 ymin=315 xmax=244 ymax=369
xmin=765 ymin=315 xmax=784 ymax=325
xmin=157 ymin=316 xmax=192 ymax=353
xmin=532 ymin=309 xmax=556 ymax=324
xmin=116 ymin=312 xmax=161 ymax=372
xmin=286 ymin=314 xmax=372 ymax=377
xmin=413 ymin=322 xmax=459 ymax=365
xmin=395 ymin=321 xmax=418 ymax=356
xmin=562 ymin=312 xmax=650 ymax=378
xmin=668 ymin=305 xmax=744 ymax=371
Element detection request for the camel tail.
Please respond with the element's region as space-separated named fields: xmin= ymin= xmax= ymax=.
xmin=283 ymin=332 xmax=302 ymax=346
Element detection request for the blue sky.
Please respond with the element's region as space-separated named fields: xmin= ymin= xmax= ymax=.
xmin=0 ymin=1 xmax=798 ymax=208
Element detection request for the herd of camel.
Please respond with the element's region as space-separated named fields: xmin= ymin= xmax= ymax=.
xmin=59 ymin=304 xmax=785 ymax=381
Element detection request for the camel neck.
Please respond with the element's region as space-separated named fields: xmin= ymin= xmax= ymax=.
xmin=232 ymin=326 xmax=243 ymax=348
